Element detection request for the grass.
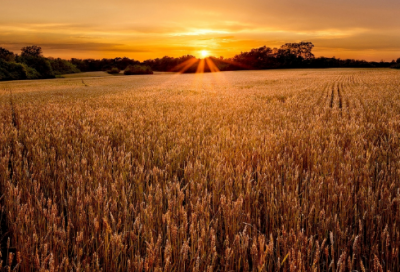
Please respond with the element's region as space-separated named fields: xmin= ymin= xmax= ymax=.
xmin=0 ymin=68 xmax=399 ymax=271
xmin=61 ymin=71 xmax=114 ymax=78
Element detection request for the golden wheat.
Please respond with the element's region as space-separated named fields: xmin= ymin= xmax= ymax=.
xmin=0 ymin=68 xmax=399 ymax=271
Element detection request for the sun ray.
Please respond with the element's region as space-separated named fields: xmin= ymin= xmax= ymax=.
xmin=205 ymin=58 xmax=220 ymax=73
xmin=204 ymin=57 xmax=231 ymax=87
xmin=171 ymin=57 xmax=198 ymax=73
xmin=217 ymin=58 xmax=253 ymax=70
xmin=155 ymin=57 xmax=199 ymax=89
xmin=196 ymin=59 xmax=205 ymax=73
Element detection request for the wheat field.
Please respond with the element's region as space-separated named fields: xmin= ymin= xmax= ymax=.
xmin=0 ymin=68 xmax=400 ymax=271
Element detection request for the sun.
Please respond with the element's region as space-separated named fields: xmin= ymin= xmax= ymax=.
xmin=200 ymin=50 xmax=210 ymax=58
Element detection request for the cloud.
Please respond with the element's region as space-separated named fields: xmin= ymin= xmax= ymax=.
xmin=0 ymin=41 xmax=151 ymax=54
xmin=0 ymin=0 xmax=399 ymax=60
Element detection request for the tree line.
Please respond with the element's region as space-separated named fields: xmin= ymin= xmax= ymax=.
xmin=144 ymin=42 xmax=400 ymax=72
xmin=1 ymin=42 xmax=400 ymax=81
xmin=0 ymin=46 xmax=80 ymax=80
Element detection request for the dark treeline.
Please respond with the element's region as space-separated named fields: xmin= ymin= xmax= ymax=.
xmin=143 ymin=55 xmax=236 ymax=73
xmin=144 ymin=42 xmax=400 ymax=72
xmin=70 ymin=57 xmax=141 ymax=72
xmin=230 ymin=42 xmax=400 ymax=69
xmin=1 ymin=42 xmax=400 ymax=81
xmin=0 ymin=46 xmax=80 ymax=81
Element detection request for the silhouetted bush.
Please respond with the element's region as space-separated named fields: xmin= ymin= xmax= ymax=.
xmin=48 ymin=58 xmax=80 ymax=75
xmin=393 ymin=63 xmax=400 ymax=69
xmin=124 ymin=65 xmax=153 ymax=75
xmin=0 ymin=59 xmax=27 ymax=80
xmin=107 ymin=67 xmax=120 ymax=74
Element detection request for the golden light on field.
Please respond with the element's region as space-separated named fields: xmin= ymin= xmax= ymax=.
xmin=1 ymin=69 xmax=400 ymax=271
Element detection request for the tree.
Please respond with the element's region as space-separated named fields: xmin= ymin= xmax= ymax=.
xmin=18 ymin=45 xmax=55 ymax=78
xmin=280 ymin=42 xmax=315 ymax=59
xmin=397 ymin=58 xmax=400 ymax=64
xmin=0 ymin=47 xmax=15 ymax=62
xmin=124 ymin=65 xmax=153 ymax=75
xmin=0 ymin=59 xmax=27 ymax=80
xmin=21 ymin=45 xmax=43 ymax=57
xmin=48 ymin=58 xmax=80 ymax=75
xmin=20 ymin=56 xmax=54 ymax=78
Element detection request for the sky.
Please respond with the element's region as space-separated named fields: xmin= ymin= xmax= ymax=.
xmin=1 ymin=0 xmax=400 ymax=61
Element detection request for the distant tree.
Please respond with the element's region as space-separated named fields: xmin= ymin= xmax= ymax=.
xmin=0 ymin=59 xmax=28 ymax=80
xmin=47 ymin=58 xmax=80 ymax=75
xmin=19 ymin=56 xmax=54 ymax=78
xmin=70 ymin=58 xmax=88 ymax=71
xmin=21 ymin=45 xmax=43 ymax=58
xmin=115 ymin=57 xmax=140 ymax=70
xmin=70 ymin=57 xmax=139 ymax=72
xmin=0 ymin=47 xmax=15 ymax=62
xmin=143 ymin=55 xmax=197 ymax=72
xmin=231 ymin=46 xmax=277 ymax=69
xmin=107 ymin=67 xmax=120 ymax=74
xmin=299 ymin=42 xmax=315 ymax=59
xmin=393 ymin=60 xmax=400 ymax=69
xmin=18 ymin=46 xmax=54 ymax=79
xmin=124 ymin=65 xmax=153 ymax=75
xmin=280 ymin=42 xmax=315 ymax=59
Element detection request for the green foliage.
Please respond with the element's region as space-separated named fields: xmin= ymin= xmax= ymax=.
xmin=48 ymin=58 xmax=80 ymax=75
xmin=0 ymin=59 xmax=27 ymax=80
xmin=18 ymin=55 xmax=55 ymax=79
xmin=0 ymin=45 xmax=57 ymax=81
xmin=124 ymin=64 xmax=153 ymax=75
xmin=21 ymin=63 xmax=41 ymax=79
xmin=0 ymin=59 xmax=41 ymax=81
xmin=107 ymin=67 xmax=121 ymax=74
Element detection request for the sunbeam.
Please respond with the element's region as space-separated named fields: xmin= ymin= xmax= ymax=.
xmin=172 ymin=57 xmax=198 ymax=73
xmin=196 ymin=59 xmax=205 ymax=73
xmin=205 ymin=58 xmax=220 ymax=73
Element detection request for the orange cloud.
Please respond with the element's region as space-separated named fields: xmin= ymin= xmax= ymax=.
xmin=0 ymin=0 xmax=399 ymax=61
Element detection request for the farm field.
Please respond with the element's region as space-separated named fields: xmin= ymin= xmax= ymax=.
xmin=0 ymin=68 xmax=400 ymax=271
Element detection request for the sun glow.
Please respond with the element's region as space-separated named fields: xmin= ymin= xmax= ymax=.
xmin=200 ymin=50 xmax=210 ymax=58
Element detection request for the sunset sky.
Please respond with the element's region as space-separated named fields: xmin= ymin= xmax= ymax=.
xmin=1 ymin=0 xmax=400 ymax=61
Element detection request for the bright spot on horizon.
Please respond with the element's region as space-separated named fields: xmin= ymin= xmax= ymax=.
xmin=200 ymin=50 xmax=210 ymax=58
